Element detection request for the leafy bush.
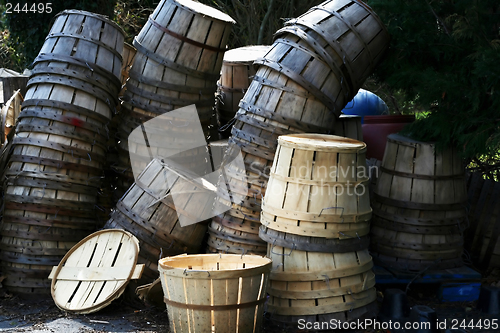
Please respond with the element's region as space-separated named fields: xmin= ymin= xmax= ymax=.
xmin=368 ymin=0 xmax=500 ymax=177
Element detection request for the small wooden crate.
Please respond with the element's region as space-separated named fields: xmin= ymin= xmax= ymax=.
xmin=158 ymin=253 xmax=271 ymax=333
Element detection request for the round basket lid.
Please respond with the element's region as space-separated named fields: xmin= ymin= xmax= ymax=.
xmin=49 ymin=229 xmax=144 ymax=314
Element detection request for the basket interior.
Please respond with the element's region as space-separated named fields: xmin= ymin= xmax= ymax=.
xmin=159 ymin=254 xmax=271 ymax=271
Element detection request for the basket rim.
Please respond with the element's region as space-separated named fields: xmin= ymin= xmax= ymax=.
xmin=158 ymin=253 xmax=272 ymax=279
xmin=278 ymin=134 xmax=366 ymax=151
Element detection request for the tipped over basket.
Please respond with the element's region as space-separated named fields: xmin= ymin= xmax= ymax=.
xmin=158 ymin=253 xmax=272 ymax=333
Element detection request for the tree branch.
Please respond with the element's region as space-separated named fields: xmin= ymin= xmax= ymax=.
xmin=258 ymin=0 xmax=275 ymax=44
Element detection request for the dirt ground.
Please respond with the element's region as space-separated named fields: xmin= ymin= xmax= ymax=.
xmin=0 ymin=274 xmax=498 ymax=333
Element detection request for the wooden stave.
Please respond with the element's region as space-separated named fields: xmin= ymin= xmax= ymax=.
xmin=120 ymin=42 xmax=137 ymax=86
xmin=43 ymin=9 xmax=125 ymax=79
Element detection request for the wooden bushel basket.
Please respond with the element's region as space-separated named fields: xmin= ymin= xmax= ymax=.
xmin=40 ymin=9 xmax=125 ymax=81
xmin=158 ymin=254 xmax=271 ymax=333
xmin=370 ymin=134 xmax=467 ymax=271
xmin=266 ymin=245 xmax=376 ymax=320
xmin=277 ymin=0 xmax=390 ymax=92
xmin=0 ymin=175 xmax=102 ymax=293
xmin=262 ymin=134 xmax=371 ymax=239
xmin=104 ymin=158 xmax=209 ymax=281
xmin=126 ymin=0 xmax=234 ymax=118
xmin=216 ymin=45 xmax=270 ymax=127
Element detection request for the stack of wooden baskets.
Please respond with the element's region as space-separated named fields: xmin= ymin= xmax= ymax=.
xmin=370 ymin=134 xmax=467 ymax=271
xmin=0 ymin=10 xmax=125 ymax=294
xmin=261 ymin=134 xmax=377 ymax=325
xmin=207 ymin=0 xmax=389 ymax=255
xmin=111 ymin=0 xmax=235 ymax=197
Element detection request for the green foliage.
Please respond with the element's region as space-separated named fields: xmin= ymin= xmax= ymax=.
xmin=113 ymin=0 xmax=155 ymax=42
xmin=2 ymin=1 xmax=117 ymax=71
xmin=368 ymin=0 xmax=500 ymax=175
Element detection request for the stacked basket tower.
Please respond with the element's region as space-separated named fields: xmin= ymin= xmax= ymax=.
xmin=112 ymin=0 xmax=235 ymax=198
xmin=0 ymin=10 xmax=125 ymax=293
xmin=370 ymin=134 xmax=467 ymax=271
xmin=260 ymin=134 xmax=377 ymax=325
xmin=207 ymin=0 xmax=390 ymax=255
xmin=103 ymin=0 xmax=236 ymax=283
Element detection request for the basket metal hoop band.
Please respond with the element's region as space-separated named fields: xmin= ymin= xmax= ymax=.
xmin=208 ymin=227 xmax=264 ymax=246
xmin=125 ymin=83 xmax=215 ymax=107
xmin=29 ymin=66 xmax=118 ymax=97
xmin=251 ymin=74 xmax=313 ymax=99
xmin=380 ymin=166 xmax=465 ymax=180
xmin=132 ymin=38 xmax=220 ymax=81
xmin=15 ymin=125 xmax=107 ymax=150
xmin=5 ymin=177 xmax=98 ymax=196
xmin=2 ymin=214 xmax=97 ymax=230
xmin=231 ymin=127 xmax=278 ymax=149
xmin=33 ymin=54 xmax=122 ymax=90
xmin=258 ymin=226 xmax=370 ymax=253
xmin=372 ymin=208 xmax=465 ymax=227
xmin=3 ymin=201 xmax=96 ymax=218
xmin=11 ymin=137 xmax=105 ymax=164
xmin=128 ymin=70 xmax=216 ymax=94
xmin=147 ymin=16 xmax=227 ymax=53
xmin=253 ymin=58 xmax=339 ymax=115
xmin=372 ymin=193 xmax=467 ymax=211
xmin=18 ymin=110 xmax=106 ymax=134
xmin=45 ymin=32 xmax=123 ymax=63
xmin=26 ymin=76 xmax=117 ymax=109
xmin=235 ymin=113 xmax=298 ymax=136
xmin=21 ymin=99 xmax=111 ymax=124
xmin=163 ymin=296 xmax=266 ymax=311
xmin=229 ymin=135 xmax=277 ymax=157
xmin=237 ymin=100 xmax=326 ymax=133
xmin=7 ymin=155 xmax=104 ymax=175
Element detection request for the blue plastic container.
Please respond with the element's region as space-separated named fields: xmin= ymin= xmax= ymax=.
xmin=342 ymin=89 xmax=388 ymax=123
